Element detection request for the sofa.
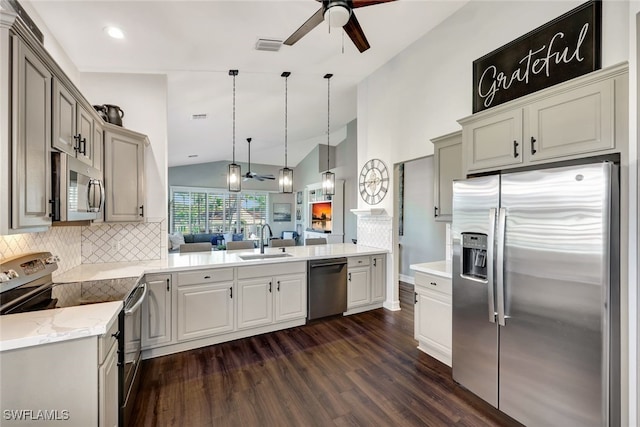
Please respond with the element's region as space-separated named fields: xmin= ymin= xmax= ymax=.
xmin=169 ymin=232 xmax=244 ymax=252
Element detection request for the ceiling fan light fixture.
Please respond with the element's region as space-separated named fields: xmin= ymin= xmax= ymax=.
xmin=324 ymin=2 xmax=351 ymax=28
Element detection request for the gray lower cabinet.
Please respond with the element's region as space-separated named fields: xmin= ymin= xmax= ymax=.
xmin=347 ymin=256 xmax=371 ymax=309
xmin=104 ymin=126 xmax=146 ymax=222
xmin=432 ymin=131 xmax=462 ymax=222
xmin=176 ymin=268 xmax=235 ymax=341
xmin=9 ymin=35 xmax=52 ymax=230
xmin=414 ymin=271 xmax=452 ymax=366
xmin=142 ymin=273 xmax=172 ymax=348
xmin=370 ymin=255 xmax=386 ymax=303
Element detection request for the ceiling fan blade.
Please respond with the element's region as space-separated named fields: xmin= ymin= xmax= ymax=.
xmin=352 ymin=0 xmax=395 ymax=9
xmin=344 ymin=13 xmax=370 ymax=52
xmin=283 ymin=7 xmax=325 ymax=46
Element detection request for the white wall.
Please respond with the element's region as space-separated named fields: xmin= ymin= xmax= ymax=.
xmin=77 ymin=72 xmax=168 ymax=222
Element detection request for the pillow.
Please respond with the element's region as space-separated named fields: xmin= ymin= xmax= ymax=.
xmin=168 ymin=233 xmax=185 ymax=251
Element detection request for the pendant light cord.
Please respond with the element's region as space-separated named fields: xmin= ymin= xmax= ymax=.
xmin=285 ymin=75 xmax=288 ymax=168
xmin=327 ymin=75 xmax=330 ymax=171
xmin=232 ymin=73 xmax=236 ymax=164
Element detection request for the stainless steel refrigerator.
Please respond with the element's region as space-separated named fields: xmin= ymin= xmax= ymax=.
xmin=452 ymin=161 xmax=620 ymax=427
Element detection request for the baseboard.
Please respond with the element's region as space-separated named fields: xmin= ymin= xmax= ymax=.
xmin=399 ymin=274 xmax=415 ymax=285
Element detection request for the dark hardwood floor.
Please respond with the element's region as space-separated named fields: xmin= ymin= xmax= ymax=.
xmin=130 ymin=283 xmax=522 ymax=427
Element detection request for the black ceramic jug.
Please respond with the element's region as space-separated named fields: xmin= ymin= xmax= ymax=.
xmin=93 ymin=105 xmax=108 ymax=122
xmin=103 ymin=104 xmax=124 ymax=126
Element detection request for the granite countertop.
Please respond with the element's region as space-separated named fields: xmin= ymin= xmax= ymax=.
xmin=55 ymin=243 xmax=388 ymax=282
xmin=409 ymin=260 xmax=452 ymax=279
xmin=0 ymin=301 xmax=122 ymax=352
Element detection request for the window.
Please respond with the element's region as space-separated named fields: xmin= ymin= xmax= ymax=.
xmin=170 ymin=186 xmax=268 ymax=237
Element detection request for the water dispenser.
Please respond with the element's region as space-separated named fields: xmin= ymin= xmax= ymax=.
xmin=461 ymin=233 xmax=488 ymax=281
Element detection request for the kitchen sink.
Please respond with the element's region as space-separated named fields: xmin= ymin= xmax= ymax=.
xmin=238 ymin=253 xmax=293 ymax=261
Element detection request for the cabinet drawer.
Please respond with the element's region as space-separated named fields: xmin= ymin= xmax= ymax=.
xmin=348 ymin=256 xmax=370 ymax=267
xmin=178 ymin=268 xmax=234 ymax=286
xmin=98 ymin=316 xmax=119 ymax=364
xmin=238 ymin=262 xmax=306 ymax=280
xmin=414 ymin=272 xmax=452 ymax=296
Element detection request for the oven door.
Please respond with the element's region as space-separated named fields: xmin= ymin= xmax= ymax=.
xmin=121 ymin=280 xmax=147 ymax=426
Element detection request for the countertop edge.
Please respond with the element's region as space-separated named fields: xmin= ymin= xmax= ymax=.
xmin=410 ymin=261 xmax=452 ymax=279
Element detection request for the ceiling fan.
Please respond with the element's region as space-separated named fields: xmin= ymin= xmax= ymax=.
xmin=243 ymin=138 xmax=275 ymax=182
xmin=283 ymin=0 xmax=396 ymax=53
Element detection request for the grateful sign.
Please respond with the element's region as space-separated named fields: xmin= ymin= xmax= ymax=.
xmin=472 ymin=0 xmax=601 ymax=113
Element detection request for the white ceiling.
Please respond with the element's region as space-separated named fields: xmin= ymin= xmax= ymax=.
xmin=27 ymin=0 xmax=467 ymax=167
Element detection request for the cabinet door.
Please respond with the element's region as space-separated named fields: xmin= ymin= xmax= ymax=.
xmin=142 ymin=274 xmax=172 ymax=348
xmin=76 ymin=104 xmax=94 ymax=166
xmin=347 ymin=266 xmax=370 ymax=309
xmin=52 ymin=78 xmax=76 ymax=156
xmin=432 ymin=132 xmax=462 ymax=221
xmin=415 ymin=289 xmax=452 ymax=358
xmin=237 ymin=278 xmax=273 ymax=329
xmin=98 ymin=342 xmax=119 ymax=427
xmin=177 ymin=282 xmax=234 ymax=341
xmin=464 ymin=109 xmax=523 ymax=172
xmin=274 ymin=273 xmax=306 ymax=322
xmin=370 ymin=256 xmax=386 ymax=303
xmin=525 ymin=79 xmax=614 ymax=162
xmin=93 ymin=122 xmax=103 ymax=172
xmin=11 ymin=37 xmax=52 ymax=229
xmin=104 ymin=130 xmax=144 ymax=222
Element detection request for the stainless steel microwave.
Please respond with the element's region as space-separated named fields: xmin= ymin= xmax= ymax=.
xmin=51 ymin=152 xmax=104 ymax=222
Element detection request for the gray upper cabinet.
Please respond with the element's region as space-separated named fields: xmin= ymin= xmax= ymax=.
xmin=93 ymin=121 xmax=103 ymax=172
xmin=52 ymin=78 xmax=94 ymax=166
xmin=11 ymin=36 xmax=52 ymax=230
xmin=104 ymin=126 xmax=146 ymax=222
xmin=432 ymin=131 xmax=463 ymax=222
xmin=460 ymin=63 xmax=628 ymax=176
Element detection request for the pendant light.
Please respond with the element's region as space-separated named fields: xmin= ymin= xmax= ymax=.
xmin=279 ymin=72 xmax=294 ymax=193
xmin=227 ymin=70 xmax=241 ymax=192
xmin=322 ymin=73 xmax=335 ymax=196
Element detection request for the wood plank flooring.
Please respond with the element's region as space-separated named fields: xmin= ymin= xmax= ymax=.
xmin=130 ymin=283 xmax=522 ymax=427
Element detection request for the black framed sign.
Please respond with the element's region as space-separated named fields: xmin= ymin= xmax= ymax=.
xmin=473 ymin=0 xmax=601 ymax=113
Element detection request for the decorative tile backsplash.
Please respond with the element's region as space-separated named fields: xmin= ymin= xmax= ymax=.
xmin=81 ymin=221 xmax=162 ymax=263
xmin=0 ymin=227 xmax=82 ymax=277
xmin=357 ymin=215 xmax=393 ymax=251
xmin=1 ymin=219 xmax=164 ymax=273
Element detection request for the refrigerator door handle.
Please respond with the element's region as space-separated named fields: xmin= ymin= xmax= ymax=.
xmin=487 ymin=208 xmax=497 ymax=323
xmin=496 ymin=207 xmax=507 ymax=326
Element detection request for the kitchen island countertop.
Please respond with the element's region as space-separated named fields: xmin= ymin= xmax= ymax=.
xmin=409 ymin=260 xmax=452 ymax=279
xmin=55 ymin=243 xmax=388 ymax=283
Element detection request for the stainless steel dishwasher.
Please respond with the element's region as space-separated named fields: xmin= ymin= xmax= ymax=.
xmin=307 ymin=258 xmax=348 ymax=320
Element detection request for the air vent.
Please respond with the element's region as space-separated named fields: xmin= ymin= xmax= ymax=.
xmin=255 ymin=38 xmax=283 ymax=52
xmin=191 ymin=113 xmax=208 ymax=120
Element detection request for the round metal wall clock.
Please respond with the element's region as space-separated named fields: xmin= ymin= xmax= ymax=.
xmin=358 ymin=158 xmax=389 ymax=205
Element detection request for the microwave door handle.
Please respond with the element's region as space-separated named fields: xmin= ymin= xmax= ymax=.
xmin=87 ymin=179 xmax=105 ymax=212
xmin=97 ymin=180 xmax=105 ymax=213
xmin=496 ymin=207 xmax=507 ymax=326
xmin=487 ymin=208 xmax=497 ymax=323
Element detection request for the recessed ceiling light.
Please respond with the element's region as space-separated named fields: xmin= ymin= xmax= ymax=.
xmin=188 ymin=154 xmax=199 ymax=158
xmin=104 ymin=26 xmax=125 ymax=40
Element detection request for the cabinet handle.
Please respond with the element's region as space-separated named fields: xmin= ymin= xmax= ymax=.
xmin=277 ymin=281 xmax=280 ymax=291
xmin=414 ymin=292 xmax=418 ymax=304
xmin=269 ymin=282 xmax=272 ymax=293
xmin=166 ymin=278 xmax=170 ymax=292
xmin=434 ymin=206 xmax=438 ymax=217
xmin=204 ymin=275 xmax=211 ymax=279
xmin=111 ymin=331 xmax=121 ymax=339
xmin=80 ymin=137 xmax=87 ymax=155
xmin=229 ymin=287 xmax=233 ymax=298
xmin=373 ymin=258 xmax=377 ymax=267
xmin=348 ymin=272 xmax=351 ymax=282
xmin=530 ymin=136 xmax=537 ymax=155
xmin=513 ymin=140 xmax=519 ymax=158
xmin=73 ymin=134 xmax=81 ymax=152
xmin=48 ymin=199 xmax=57 ymax=218
xmin=430 ymin=281 xmax=437 ymax=286
xmin=139 ymin=205 xmax=144 ymax=217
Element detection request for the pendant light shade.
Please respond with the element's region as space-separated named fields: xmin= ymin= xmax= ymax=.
xmin=279 ymin=71 xmax=294 ymax=194
xmin=322 ymin=73 xmax=335 ymax=196
xmin=228 ymin=69 xmax=241 ymax=192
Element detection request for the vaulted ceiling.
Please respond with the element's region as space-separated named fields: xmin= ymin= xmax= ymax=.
xmin=27 ymin=0 xmax=468 ymax=167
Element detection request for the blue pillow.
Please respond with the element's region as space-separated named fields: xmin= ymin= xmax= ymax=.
xmin=232 ymin=233 xmax=244 ymax=241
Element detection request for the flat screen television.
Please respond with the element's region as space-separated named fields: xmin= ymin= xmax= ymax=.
xmin=310 ymin=201 xmax=332 ymax=232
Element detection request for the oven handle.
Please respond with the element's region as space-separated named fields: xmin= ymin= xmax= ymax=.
xmin=124 ymin=282 xmax=147 ymax=315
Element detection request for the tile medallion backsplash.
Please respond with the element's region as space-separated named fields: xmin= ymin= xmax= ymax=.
xmin=0 ymin=226 xmax=82 ymax=277
xmin=82 ymin=221 xmax=162 ymax=263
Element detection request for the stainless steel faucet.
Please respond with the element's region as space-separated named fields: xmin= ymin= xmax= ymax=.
xmin=260 ymin=223 xmax=272 ymax=254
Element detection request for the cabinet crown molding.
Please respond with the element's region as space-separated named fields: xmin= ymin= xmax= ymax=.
xmin=0 ymin=10 xmax=17 ymax=28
